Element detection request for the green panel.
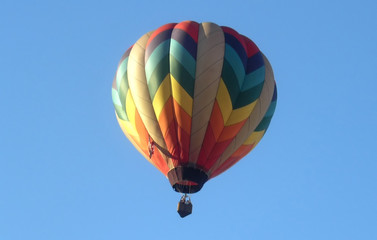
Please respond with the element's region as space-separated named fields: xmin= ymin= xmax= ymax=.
xmin=112 ymin=88 xmax=122 ymax=106
xmin=221 ymin=59 xmax=241 ymax=106
xmin=112 ymin=89 xmax=128 ymax=121
xmin=224 ymin=43 xmax=245 ymax=89
xmin=170 ymin=39 xmax=196 ymax=78
xmin=265 ymin=101 xmax=277 ymax=117
xmin=255 ymin=116 xmax=272 ymax=132
xmin=145 ymin=40 xmax=170 ymax=83
xmin=147 ymin=55 xmax=170 ymax=100
xmin=234 ymin=82 xmax=264 ymax=109
xmin=116 ymin=58 xmax=128 ymax=90
xmin=255 ymin=99 xmax=277 ymax=131
xmin=114 ymin=104 xmax=128 ymax=121
xmin=118 ymin=71 xmax=129 ymax=113
xmin=169 ymin=55 xmax=195 ymax=97
xmin=242 ymin=66 xmax=265 ymax=91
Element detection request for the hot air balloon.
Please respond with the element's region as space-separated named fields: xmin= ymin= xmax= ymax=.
xmin=111 ymin=21 xmax=277 ymax=217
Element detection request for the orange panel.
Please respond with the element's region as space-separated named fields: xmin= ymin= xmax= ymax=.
xmin=177 ymin=125 xmax=190 ymax=164
xmin=209 ymin=100 xmax=224 ymax=140
xmin=158 ymin=97 xmax=180 ymax=160
xmin=135 ymin=110 xmax=149 ymax=152
xmin=134 ymin=110 xmax=169 ymax=175
xmin=173 ymin=99 xmax=191 ymax=163
xmin=218 ymin=119 xmax=246 ymax=142
xmin=152 ymin=148 xmax=170 ymax=175
xmin=173 ymin=98 xmax=192 ymax=135
xmin=210 ymin=144 xmax=254 ymax=178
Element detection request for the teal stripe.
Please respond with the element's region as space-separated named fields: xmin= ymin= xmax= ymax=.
xmin=224 ymin=43 xmax=245 ymax=89
xmin=170 ymin=55 xmax=195 ymax=97
xmin=234 ymin=82 xmax=264 ymax=109
xmin=145 ymin=40 xmax=170 ymax=83
xmin=242 ymin=66 xmax=265 ymax=91
xmin=112 ymin=89 xmax=128 ymax=121
xmin=255 ymin=116 xmax=272 ymax=131
xmin=118 ymin=72 xmax=129 ymax=113
xmin=170 ymin=39 xmax=196 ymax=78
xmin=147 ymin=55 xmax=170 ymax=100
xmin=221 ymin=57 xmax=265 ymax=109
xmin=221 ymin=59 xmax=240 ymax=106
xmin=265 ymin=100 xmax=277 ymax=117
xmin=114 ymin=104 xmax=128 ymax=121
xmin=255 ymin=99 xmax=277 ymax=131
xmin=114 ymin=56 xmax=130 ymax=121
xmin=116 ymin=58 xmax=128 ymax=90
xmin=112 ymin=88 xmax=122 ymax=106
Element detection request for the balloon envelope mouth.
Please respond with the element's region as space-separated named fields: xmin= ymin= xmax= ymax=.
xmin=167 ymin=166 xmax=209 ymax=194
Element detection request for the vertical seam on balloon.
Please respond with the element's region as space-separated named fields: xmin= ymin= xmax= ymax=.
xmin=130 ymin=31 xmax=172 ymax=169
xmin=200 ymin=31 xmax=267 ymax=171
xmin=189 ymin=22 xmax=225 ymax=166
xmin=168 ymin=24 xmax=183 ymax=167
xmin=196 ymin=30 xmax=248 ymax=170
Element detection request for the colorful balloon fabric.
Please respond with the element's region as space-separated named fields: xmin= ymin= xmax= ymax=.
xmin=112 ymin=21 xmax=277 ymax=193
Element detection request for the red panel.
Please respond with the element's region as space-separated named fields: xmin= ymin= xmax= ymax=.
xmin=196 ymin=124 xmax=216 ymax=167
xmin=210 ymin=156 xmax=240 ymax=178
xmin=210 ymin=144 xmax=254 ymax=178
xmin=158 ymin=97 xmax=180 ymax=160
xmin=221 ymin=26 xmax=248 ymax=55
xmin=174 ymin=21 xmax=199 ymax=43
xmin=241 ymin=35 xmax=260 ymax=57
xmin=203 ymin=138 xmax=233 ymax=171
xmin=209 ymin=101 xmax=224 ymax=140
xmin=146 ymin=23 xmax=177 ymax=49
xmin=196 ymin=100 xmax=224 ymax=167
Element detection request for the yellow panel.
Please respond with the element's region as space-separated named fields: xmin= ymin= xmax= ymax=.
xmin=216 ymin=79 xmax=232 ymax=124
xmin=171 ymin=74 xmax=193 ymax=116
xmin=116 ymin=113 xmax=139 ymax=142
xmin=121 ymin=122 xmax=159 ymax=170
xmin=226 ymin=100 xmax=257 ymax=126
xmin=152 ymin=75 xmax=172 ymax=119
xmin=243 ymin=130 xmax=265 ymax=145
xmin=126 ymin=89 xmax=137 ymax=128
xmin=208 ymin=53 xmax=276 ymax=174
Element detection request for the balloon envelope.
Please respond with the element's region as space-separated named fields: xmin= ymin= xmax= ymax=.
xmin=112 ymin=21 xmax=277 ymax=193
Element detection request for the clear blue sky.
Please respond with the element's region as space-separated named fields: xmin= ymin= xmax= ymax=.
xmin=1 ymin=0 xmax=377 ymax=239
